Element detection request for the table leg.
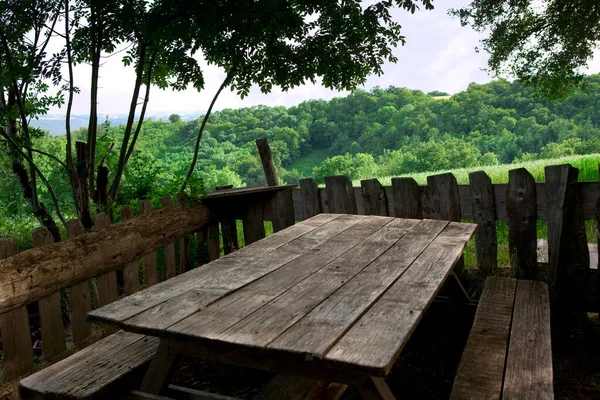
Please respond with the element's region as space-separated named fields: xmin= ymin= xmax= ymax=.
xmin=358 ymin=377 xmax=396 ymax=400
xmin=140 ymin=339 xmax=179 ymax=395
xmin=440 ymin=270 xmax=471 ymax=303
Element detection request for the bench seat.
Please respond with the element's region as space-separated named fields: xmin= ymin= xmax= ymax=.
xmin=450 ymin=277 xmax=553 ymax=400
xmin=19 ymin=331 xmax=159 ymax=400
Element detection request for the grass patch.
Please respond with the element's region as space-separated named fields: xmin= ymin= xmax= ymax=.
xmin=287 ymin=148 xmax=330 ymax=176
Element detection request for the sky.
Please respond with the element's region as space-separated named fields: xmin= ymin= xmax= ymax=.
xmin=49 ymin=0 xmax=597 ymax=118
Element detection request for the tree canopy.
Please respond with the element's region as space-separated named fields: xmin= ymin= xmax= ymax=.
xmin=454 ymin=0 xmax=600 ymax=99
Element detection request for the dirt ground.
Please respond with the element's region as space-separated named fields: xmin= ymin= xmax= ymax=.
xmin=170 ymin=304 xmax=600 ymax=399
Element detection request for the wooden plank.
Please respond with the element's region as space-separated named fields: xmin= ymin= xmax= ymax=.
xmin=256 ymin=138 xmax=280 ymax=186
xmin=218 ymin=218 xmax=418 ymax=347
xmin=160 ymin=196 xmax=178 ymax=280
xmin=450 ymin=277 xmax=517 ymax=400
xmin=391 ymin=177 xmax=422 ymax=218
xmin=120 ymin=206 xmax=141 ymax=295
xmin=140 ymin=200 xmax=159 ymax=287
xmin=87 ymin=214 xmax=342 ymax=326
xmin=32 ymin=227 xmax=66 ymax=361
xmin=19 ymin=330 xmax=159 ymax=400
xmin=300 ymin=178 xmax=322 ymax=220
xmin=506 ymin=168 xmax=538 ymax=279
xmin=196 ymin=228 xmax=209 ymax=266
xmin=325 ymin=175 xmax=358 ymax=214
xmin=270 ymin=219 xmax=448 ymax=357
xmin=469 ymin=171 xmax=497 ymax=276
xmin=95 ymin=213 xmax=119 ymax=306
xmin=176 ymin=192 xmax=191 ymax=273
xmin=67 ymin=219 xmax=92 ymax=344
xmin=325 ymin=222 xmax=476 ymax=376
xmin=207 ymin=223 xmax=221 ymax=261
xmin=361 ymin=179 xmax=388 ymax=216
xmin=503 ymin=280 xmax=553 ymax=400
xmin=0 ymin=239 xmax=33 ymax=380
xmin=242 ymin=200 xmax=266 ymax=245
xmin=204 ymin=184 xmax=296 ymax=199
xmin=546 ymin=164 xmax=590 ymax=323
xmin=166 ymin=217 xmax=388 ymax=340
xmin=140 ymin=339 xmax=179 ymax=394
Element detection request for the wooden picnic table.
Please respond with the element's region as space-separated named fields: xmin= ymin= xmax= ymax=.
xmin=88 ymin=214 xmax=476 ymax=399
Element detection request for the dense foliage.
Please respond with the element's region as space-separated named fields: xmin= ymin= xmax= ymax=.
xmin=5 ymin=74 xmax=600 ymax=226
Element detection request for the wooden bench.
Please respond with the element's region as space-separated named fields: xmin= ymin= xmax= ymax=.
xmin=19 ymin=331 xmax=346 ymax=400
xmin=450 ymin=277 xmax=553 ymax=400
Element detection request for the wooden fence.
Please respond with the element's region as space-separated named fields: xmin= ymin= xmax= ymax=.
xmin=0 ymin=185 xmax=294 ymax=392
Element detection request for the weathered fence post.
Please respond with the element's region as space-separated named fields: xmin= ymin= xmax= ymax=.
xmin=120 ymin=205 xmax=140 ymax=295
xmin=176 ymin=192 xmax=191 ymax=273
xmin=242 ymin=199 xmax=266 ymax=246
xmin=469 ymin=171 xmax=497 ymax=277
xmin=0 ymin=239 xmax=33 ymax=379
xmin=256 ymin=138 xmax=295 ymax=231
xmin=33 ymin=227 xmax=66 ymax=361
xmin=545 ymin=164 xmax=590 ymax=323
xmin=140 ymin=200 xmax=159 ymax=286
xmin=67 ymin=219 xmax=92 ymax=344
xmin=361 ymin=178 xmax=388 ymax=216
xmin=160 ymin=196 xmax=177 ymax=279
xmin=391 ymin=177 xmax=422 ymax=219
xmin=215 ymin=185 xmax=239 ymax=254
xmin=325 ymin=175 xmax=357 ymax=214
xmin=94 ymin=213 xmax=119 ymax=306
xmin=299 ymin=178 xmax=321 ymax=219
xmin=506 ymin=168 xmax=537 ymax=279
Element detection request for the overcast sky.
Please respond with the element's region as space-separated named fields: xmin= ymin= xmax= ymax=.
xmin=50 ymin=0 xmax=599 ymax=117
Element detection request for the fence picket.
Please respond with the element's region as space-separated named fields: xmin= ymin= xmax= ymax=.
xmin=119 ymin=206 xmax=140 ymax=295
xmin=160 ymin=196 xmax=177 ymax=280
xmin=176 ymin=192 xmax=191 ymax=273
xmin=325 ymin=175 xmax=357 ymax=214
xmin=94 ymin=213 xmax=119 ymax=306
xmin=216 ymin=186 xmax=238 ymax=255
xmin=299 ymin=178 xmax=321 ymax=219
xmin=33 ymin=228 xmax=66 ymax=361
xmin=361 ymin=178 xmax=388 ymax=216
xmin=469 ymin=171 xmax=497 ymax=277
xmin=391 ymin=177 xmax=422 ymax=219
xmin=67 ymin=219 xmax=92 ymax=344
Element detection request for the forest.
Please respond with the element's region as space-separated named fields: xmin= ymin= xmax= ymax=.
xmin=4 ymin=73 xmax=600 ymax=242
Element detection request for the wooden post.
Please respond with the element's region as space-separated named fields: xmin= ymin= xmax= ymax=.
xmin=324 ymin=175 xmax=357 ymax=214
xmin=33 ymin=228 xmax=66 ymax=361
xmin=422 ymin=173 xmax=463 ymax=273
xmin=545 ymin=164 xmax=590 ymax=323
xmin=469 ymin=171 xmax=497 ymax=277
xmin=120 ymin=205 xmax=140 ymax=295
xmin=67 ymin=219 xmax=92 ymax=344
xmin=506 ymin=168 xmax=537 ymax=279
xmin=391 ymin=177 xmax=422 ymax=219
xmin=242 ymin=200 xmax=266 ymax=246
xmin=299 ymin=178 xmax=321 ymax=219
xmin=195 ymin=228 xmax=209 ymax=266
xmin=361 ymin=178 xmax=388 ymax=216
xmin=140 ymin=200 xmax=159 ymax=287
xmin=176 ymin=192 xmax=191 ymax=273
xmin=256 ymin=138 xmax=295 ymax=232
xmin=94 ymin=213 xmax=119 ymax=306
xmin=0 ymin=239 xmax=33 ymax=379
xmin=161 ymin=196 xmax=177 ymax=280
xmin=216 ymin=185 xmax=238 ymax=255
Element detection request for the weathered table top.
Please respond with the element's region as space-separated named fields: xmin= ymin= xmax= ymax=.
xmin=88 ymin=214 xmax=476 ymax=378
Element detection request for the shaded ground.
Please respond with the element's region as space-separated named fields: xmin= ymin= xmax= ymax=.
xmin=170 ymin=304 xmax=600 ymax=399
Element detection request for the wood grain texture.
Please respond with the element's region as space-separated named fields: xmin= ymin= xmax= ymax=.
xmin=469 ymin=171 xmax=497 ymax=276
xmin=361 ymin=179 xmax=388 ymax=216
xmin=242 ymin=200 xmax=266 ymax=245
xmin=94 ymin=213 xmax=119 ymax=306
xmin=545 ymin=164 xmax=590 ymax=322
xmin=325 ymin=222 xmax=476 ymax=376
xmin=325 ymin=175 xmax=358 ymax=214
xmin=171 ymin=217 xmax=383 ymax=341
xmin=33 ymin=227 xmax=67 ymax=361
xmin=300 ymin=178 xmax=322 ymax=220
xmin=0 ymin=239 xmax=33 ymax=380
xmin=67 ymin=219 xmax=92 ymax=344
xmin=87 ymin=214 xmax=342 ymax=326
xmin=503 ymin=280 xmax=553 ymax=400
xmin=19 ymin=330 xmax=159 ymax=400
xmin=120 ymin=205 xmax=141 ymax=295
xmin=256 ymin=138 xmax=279 ymax=186
xmin=140 ymin=200 xmax=159 ymax=286
xmin=271 ymin=189 xmax=295 ymax=232
xmin=160 ymin=196 xmax=177 ymax=280
xmin=450 ymin=277 xmax=517 ymax=400
xmin=218 ymin=218 xmax=416 ymax=348
xmin=506 ymin=168 xmax=538 ymax=279
xmin=391 ymin=177 xmax=422 ymax=219
xmin=269 ymin=219 xmax=447 ymax=357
